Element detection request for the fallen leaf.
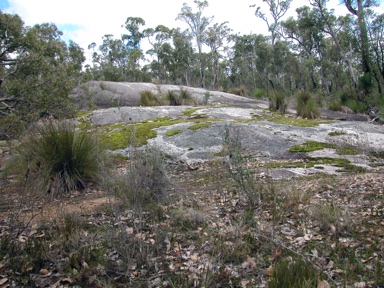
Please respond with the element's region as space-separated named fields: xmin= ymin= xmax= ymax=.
xmin=264 ymin=266 xmax=273 ymax=276
xmin=39 ymin=268 xmax=49 ymax=275
xmin=317 ymin=279 xmax=330 ymax=288
xmin=354 ymin=282 xmax=366 ymax=288
xmin=0 ymin=278 xmax=8 ymax=285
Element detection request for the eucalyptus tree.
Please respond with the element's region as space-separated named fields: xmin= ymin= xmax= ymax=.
xmin=229 ymin=34 xmax=272 ymax=91
xmin=89 ymin=34 xmax=128 ymax=81
xmin=369 ymin=13 xmax=384 ymax=85
xmin=0 ymin=11 xmax=85 ymax=139
xmin=344 ymin=0 xmax=382 ymax=92
xmin=282 ymin=6 xmax=331 ymax=91
xmin=144 ymin=25 xmax=174 ymax=82
xmin=251 ymin=0 xmax=293 ymax=91
xmin=122 ymin=17 xmax=146 ymax=81
xmin=251 ymin=0 xmax=293 ymax=46
xmin=204 ymin=22 xmax=232 ymax=89
xmin=309 ymin=0 xmax=360 ymax=97
xmin=176 ymin=0 xmax=213 ymax=88
xmin=171 ymin=28 xmax=195 ymax=86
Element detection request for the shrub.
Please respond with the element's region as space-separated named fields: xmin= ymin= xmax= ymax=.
xmin=13 ymin=120 xmax=103 ymax=197
xmin=229 ymin=86 xmax=246 ymax=96
xmin=203 ymin=90 xmax=211 ymax=105
xmin=345 ymin=99 xmax=367 ymax=113
xmin=328 ymin=99 xmax=342 ymax=111
xmin=296 ymin=91 xmax=319 ymax=119
xmin=269 ymin=91 xmax=287 ymax=113
xmin=252 ymin=88 xmax=267 ymax=99
xmin=139 ymin=90 xmax=158 ymax=106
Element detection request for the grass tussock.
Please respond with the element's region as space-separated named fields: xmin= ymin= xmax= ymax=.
xmin=296 ymin=91 xmax=319 ymax=119
xmin=11 ymin=120 xmax=104 ymax=197
xmin=269 ymin=91 xmax=287 ymax=113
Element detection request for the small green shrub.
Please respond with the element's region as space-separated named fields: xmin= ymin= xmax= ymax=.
xmin=203 ymin=90 xmax=211 ymax=105
xmin=346 ymin=99 xmax=367 ymax=113
xmin=252 ymin=88 xmax=267 ymax=99
xmin=296 ymin=91 xmax=319 ymax=119
xmin=269 ymin=91 xmax=287 ymax=113
xmin=14 ymin=120 xmax=103 ymax=197
xmin=328 ymin=100 xmax=342 ymax=111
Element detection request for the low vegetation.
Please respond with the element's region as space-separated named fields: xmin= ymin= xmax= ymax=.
xmin=0 ymin=122 xmax=383 ymax=287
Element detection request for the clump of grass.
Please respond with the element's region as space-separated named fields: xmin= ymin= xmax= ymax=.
xmin=269 ymin=256 xmax=318 ymax=288
xmin=269 ymin=91 xmax=287 ymax=113
xmin=139 ymin=90 xmax=158 ymax=106
xmin=310 ymin=203 xmax=343 ymax=232
xmin=296 ymin=91 xmax=319 ymax=119
xmin=171 ymin=207 xmax=209 ymax=230
xmin=13 ymin=120 xmax=104 ymax=197
xmin=166 ymin=89 xmax=196 ymax=106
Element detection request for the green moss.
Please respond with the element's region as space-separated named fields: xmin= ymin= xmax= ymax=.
xmin=337 ymin=146 xmax=359 ymax=155
xmin=99 ymin=117 xmax=176 ymax=149
xmin=264 ymin=157 xmax=365 ymax=173
xmin=266 ymin=114 xmax=332 ymax=127
xmin=188 ymin=122 xmax=211 ymax=131
xmin=328 ymin=131 xmax=346 ymax=136
xmin=183 ymin=108 xmax=201 ymax=116
xmin=289 ymin=141 xmax=336 ymax=153
xmin=165 ymin=129 xmax=183 ymax=137
xmin=289 ymin=141 xmax=359 ymax=156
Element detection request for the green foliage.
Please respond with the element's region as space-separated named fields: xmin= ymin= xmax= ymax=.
xmin=345 ymin=99 xmax=367 ymax=113
xmin=269 ymin=256 xmax=318 ymax=288
xmin=289 ymin=141 xmax=335 ymax=153
xmin=296 ymin=91 xmax=319 ymax=119
xmin=252 ymin=88 xmax=267 ymax=99
xmin=328 ymin=100 xmax=342 ymax=111
xmin=269 ymin=91 xmax=287 ymax=113
xmin=203 ymin=90 xmax=211 ymax=105
xmin=0 ymin=12 xmax=84 ymax=139
xmin=13 ymin=120 xmax=103 ymax=197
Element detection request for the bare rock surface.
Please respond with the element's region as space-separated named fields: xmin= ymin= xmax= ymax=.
xmin=73 ymin=82 xmax=384 ymax=179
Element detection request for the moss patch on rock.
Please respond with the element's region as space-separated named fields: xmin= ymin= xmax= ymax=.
xmin=165 ymin=129 xmax=183 ymax=137
xmin=188 ymin=122 xmax=211 ymax=131
xmin=289 ymin=141 xmax=359 ymax=155
xmin=266 ymin=114 xmax=332 ymax=127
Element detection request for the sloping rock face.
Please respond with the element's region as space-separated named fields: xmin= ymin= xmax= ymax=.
xmin=69 ymin=81 xmax=261 ymax=109
xmin=72 ymin=81 xmax=384 ymax=179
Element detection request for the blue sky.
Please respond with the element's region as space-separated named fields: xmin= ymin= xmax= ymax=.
xmin=2 ymin=0 xmax=383 ymax=64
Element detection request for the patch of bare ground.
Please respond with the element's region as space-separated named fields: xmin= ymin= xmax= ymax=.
xmin=0 ymin=160 xmax=384 ymax=287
